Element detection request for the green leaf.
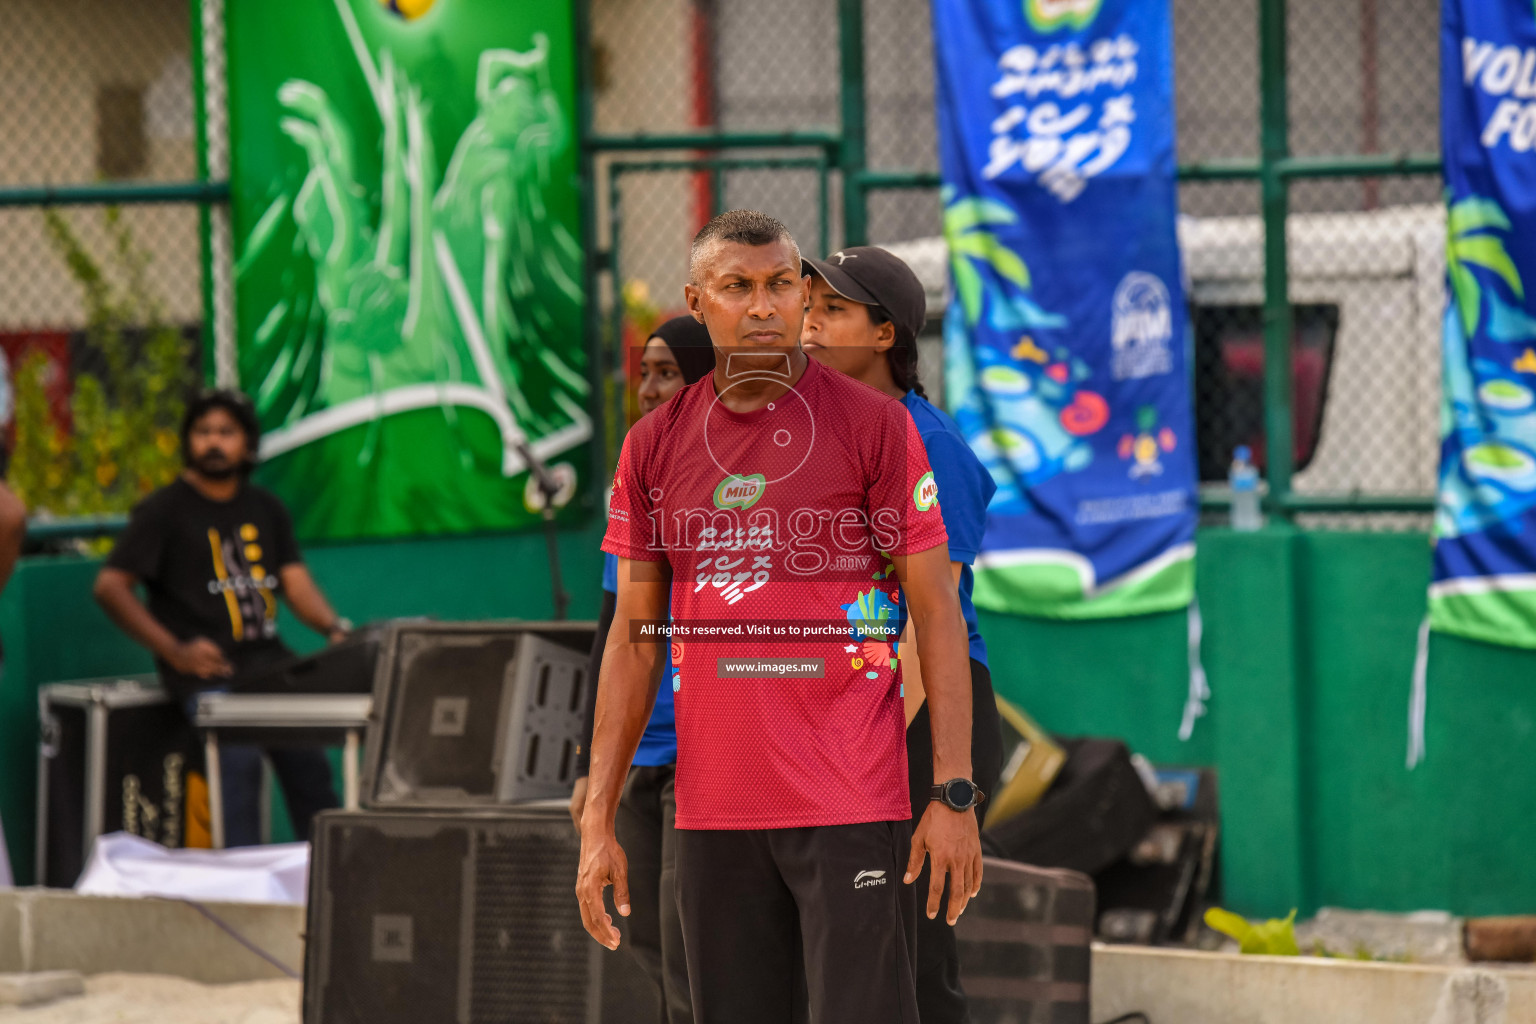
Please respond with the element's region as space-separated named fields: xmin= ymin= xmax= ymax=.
xmin=950 ymin=232 xmax=1031 ymax=289
xmin=1449 ymin=197 xmax=1512 ymax=238
xmin=1204 ymin=907 xmax=1300 ymax=956
xmin=1249 ymin=909 xmax=1301 ymax=956
xmin=1451 ymin=263 xmax=1482 ymax=337
xmin=952 ymin=258 xmax=983 ymax=326
xmin=1203 ymin=907 xmax=1254 ymax=947
xmin=1452 ymin=235 xmax=1525 ymax=298
xmin=944 ymin=197 xmax=1017 ymax=237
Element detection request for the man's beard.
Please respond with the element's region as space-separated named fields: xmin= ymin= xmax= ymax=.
xmin=190 ymin=452 xmax=241 ymax=479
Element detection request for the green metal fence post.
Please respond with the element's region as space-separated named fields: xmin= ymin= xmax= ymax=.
xmin=574 ymin=0 xmax=611 ymax=490
xmin=1260 ymin=0 xmax=1295 ymax=514
xmin=608 ymin=168 xmax=626 ymax=463
xmin=190 ymin=0 xmax=215 ymax=384
xmin=817 ymin=150 xmax=831 ymax=259
xmin=838 ymin=0 xmax=868 ymax=248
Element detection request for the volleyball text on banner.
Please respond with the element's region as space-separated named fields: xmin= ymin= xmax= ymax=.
xmin=930 ymin=0 xmax=1196 ymax=619
xmin=1432 ymin=0 xmax=1536 ymax=648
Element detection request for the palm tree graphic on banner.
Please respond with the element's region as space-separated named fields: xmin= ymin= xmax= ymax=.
xmin=1447 ymin=195 xmax=1524 ymax=337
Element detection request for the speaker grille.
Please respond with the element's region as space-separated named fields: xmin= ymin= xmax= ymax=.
xmin=306 ymin=809 xmax=604 ymax=1024
xmin=375 ymin=633 xmax=524 ymax=803
xmin=312 ymin=820 xmax=469 ymax=1022
xmin=471 ymin=824 xmax=591 ymax=1022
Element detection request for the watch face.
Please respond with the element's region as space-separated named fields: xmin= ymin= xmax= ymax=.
xmin=946 ymin=780 xmax=975 ymax=807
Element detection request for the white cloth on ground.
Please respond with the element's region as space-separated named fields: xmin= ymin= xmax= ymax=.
xmin=75 ymin=832 xmax=308 ymax=904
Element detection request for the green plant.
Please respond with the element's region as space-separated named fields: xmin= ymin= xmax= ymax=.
xmin=9 ymin=207 xmax=193 ymax=519
xmin=622 ymin=279 xmax=663 ymax=340
xmin=1204 ymin=907 xmax=1301 ymax=956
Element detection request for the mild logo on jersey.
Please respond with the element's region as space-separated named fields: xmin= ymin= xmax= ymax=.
xmin=713 ymin=474 xmax=766 ymax=511
xmin=853 ymin=869 xmax=888 ymax=889
xmin=913 ymin=472 xmax=939 ymax=512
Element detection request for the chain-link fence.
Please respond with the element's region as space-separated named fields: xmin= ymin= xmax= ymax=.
xmin=8 ymin=1 xmax=1446 ymax=525
xmin=585 ymin=0 xmax=1445 ymax=528
xmin=1 ymin=0 xmax=207 ymax=526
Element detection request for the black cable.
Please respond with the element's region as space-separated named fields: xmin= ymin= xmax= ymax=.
xmin=174 ymin=898 xmax=301 ymax=979
xmin=1096 ymin=1014 xmax=1150 ymax=1024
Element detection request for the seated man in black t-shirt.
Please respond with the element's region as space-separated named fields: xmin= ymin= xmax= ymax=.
xmin=93 ymin=389 xmax=348 ymax=847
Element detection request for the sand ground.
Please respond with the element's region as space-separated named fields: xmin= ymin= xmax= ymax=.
xmin=0 ymin=974 xmax=299 ymax=1024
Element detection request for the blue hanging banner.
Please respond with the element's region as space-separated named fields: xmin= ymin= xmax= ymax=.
xmin=1432 ymin=1 xmax=1536 ymax=648
xmin=931 ymin=0 xmax=1195 ymax=619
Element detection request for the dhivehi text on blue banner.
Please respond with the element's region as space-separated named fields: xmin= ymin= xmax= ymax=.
xmin=931 ymin=0 xmax=1195 ymax=619
xmin=1433 ymin=1 xmax=1536 ymax=647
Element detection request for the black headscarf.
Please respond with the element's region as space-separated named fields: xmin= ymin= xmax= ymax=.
xmin=649 ymin=315 xmax=716 ymax=385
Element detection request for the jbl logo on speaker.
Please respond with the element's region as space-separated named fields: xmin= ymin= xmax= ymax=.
xmin=429 ymin=697 xmax=469 ymax=737
xmin=371 ymin=914 xmax=414 ymax=962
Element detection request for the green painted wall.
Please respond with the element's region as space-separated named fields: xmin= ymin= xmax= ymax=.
xmin=986 ymin=527 xmax=1536 ymax=919
xmin=4 ymin=523 xmax=1534 ymax=921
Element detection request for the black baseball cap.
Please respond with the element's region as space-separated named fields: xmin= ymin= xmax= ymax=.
xmin=802 ymin=246 xmax=927 ymax=347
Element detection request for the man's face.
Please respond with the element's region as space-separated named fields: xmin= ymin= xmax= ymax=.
xmin=685 ymin=239 xmax=809 ymax=369
xmin=186 ymin=408 xmax=249 ymax=480
xmin=801 ymin=275 xmax=892 ymax=380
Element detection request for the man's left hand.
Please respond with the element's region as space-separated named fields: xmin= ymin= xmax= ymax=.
xmin=904 ymin=802 xmax=983 ymax=926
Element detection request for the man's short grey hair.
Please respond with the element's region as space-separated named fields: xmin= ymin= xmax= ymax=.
xmin=688 ymin=209 xmax=802 ymax=283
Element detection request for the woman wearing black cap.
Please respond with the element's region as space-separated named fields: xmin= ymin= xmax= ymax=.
xmin=572 ymin=315 xmax=713 ymax=1024
xmin=802 ymin=247 xmax=1004 ymax=1024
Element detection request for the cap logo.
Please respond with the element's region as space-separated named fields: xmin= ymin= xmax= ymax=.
xmin=830 ymin=251 xmax=857 ymax=264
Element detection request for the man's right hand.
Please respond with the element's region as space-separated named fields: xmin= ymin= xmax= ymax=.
xmin=569 ymin=776 xmax=589 ymax=830
xmin=169 ymin=638 xmax=233 ymax=679
xmin=575 ymin=825 xmax=630 ymax=950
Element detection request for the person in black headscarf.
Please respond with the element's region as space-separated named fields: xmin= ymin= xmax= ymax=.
xmin=571 ymin=315 xmax=714 ymax=1024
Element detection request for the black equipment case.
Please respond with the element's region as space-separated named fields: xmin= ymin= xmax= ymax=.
xmin=959 ymin=857 xmax=1096 ymax=1024
xmin=36 ymin=676 xmax=200 ymax=887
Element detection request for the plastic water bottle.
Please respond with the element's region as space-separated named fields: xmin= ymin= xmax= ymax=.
xmin=1229 ymin=445 xmax=1263 ymax=531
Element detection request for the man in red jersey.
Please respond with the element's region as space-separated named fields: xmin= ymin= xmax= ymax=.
xmin=576 ymin=210 xmax=982 ymax=1024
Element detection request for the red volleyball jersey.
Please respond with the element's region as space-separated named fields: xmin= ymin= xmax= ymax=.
xmin=602 ymin=356 xmax=948 ymax=829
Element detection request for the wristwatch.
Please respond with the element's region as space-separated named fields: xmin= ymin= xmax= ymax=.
xmin=931 ymin=778 xmax=985 ymax=812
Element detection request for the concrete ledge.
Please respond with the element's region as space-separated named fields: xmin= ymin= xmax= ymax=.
xmin=0 ymin=970 xmax=84 ymax=1007
xmin=1092 ymin=944 xmax=1536 ymax=1024
xmin=0 ymin=890 xmax=303 ymax=984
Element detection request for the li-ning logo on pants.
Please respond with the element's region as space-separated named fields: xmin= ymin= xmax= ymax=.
xmin=854 ymin=869 xmax=888 ymax=889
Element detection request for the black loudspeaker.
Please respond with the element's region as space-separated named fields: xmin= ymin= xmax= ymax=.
xmin=232 ymin=624 xmax=387 ymax=694
xmin=1095 ymin=766 xmax=1221 ymax=946
xmin=958 ymin=857 xmax=1095 ymax=1024
xmin=981 ymin=738 xmax=1158 ymax=877
xmin=304 ymin=806 xmax=658 ymax=1024
xmin=362 ymin=621 xmax=596 ymax=809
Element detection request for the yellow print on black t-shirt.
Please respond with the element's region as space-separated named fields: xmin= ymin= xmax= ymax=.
xmin=205 ymin=523 xmax=279 ymax=642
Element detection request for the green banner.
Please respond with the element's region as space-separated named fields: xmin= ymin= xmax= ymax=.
xmin=227 ymin=0 xmax=589 ymax=541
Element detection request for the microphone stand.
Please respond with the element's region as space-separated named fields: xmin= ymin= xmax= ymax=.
xmin=511 ymin=437 xmax=570 ymax=621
